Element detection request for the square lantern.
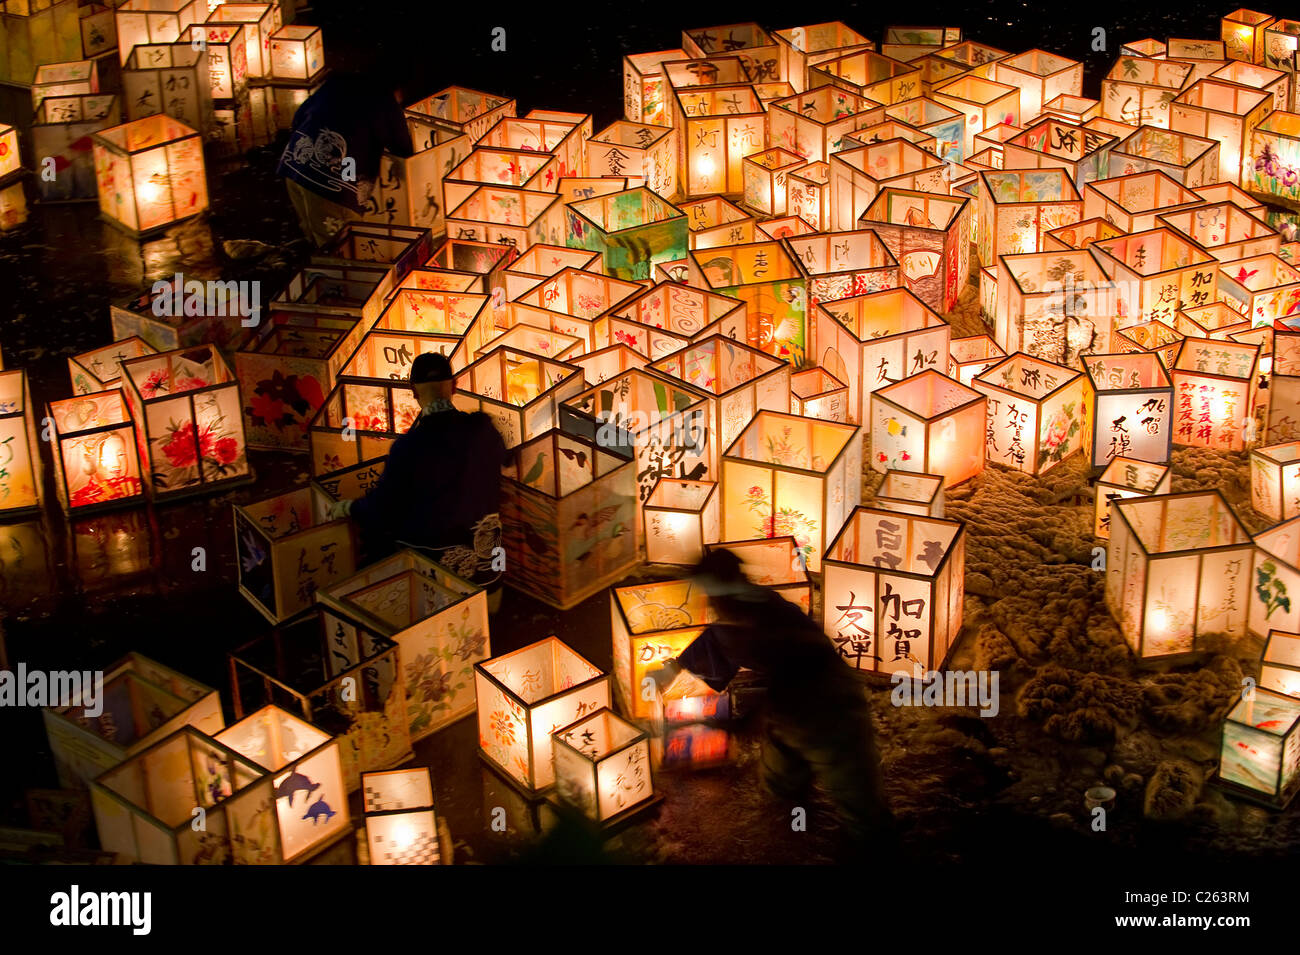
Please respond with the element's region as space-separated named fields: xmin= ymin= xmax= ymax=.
xmin=1212 ymin=60 xmax=1290 ymax=112
xmin=790 ymin=367 xmax=849 ymax=422
xmin=949 ymin=335 xmax=1006 ymax=387
xmin=1100 ymin=57 xmax=1193 ymax=129
xmin=1263 ymin=19 xmax=1300 ymax=71
xmin=451 ymin=347 xmax=584 ymax=450
xmin=1121 ymin=38 xmax=1168 ymax=58
xmin=869 ymin=369 xmax=987 ymax=483
xmin=267 ymin=24 xmax=322 ymax=84
xmin=1215 ymin=688 xmax=1300 ymax=808
xmin=821 ymin=506 xmax=965 ymax=677
xmin=1081 ymin=352 xmax=1174 ymax=467
xmin=883 ymin=98 xmax=964 ymax=162
xmin=644 ymin=478 xmax=720 ymax=566
xmin=685 ymin=242 xmax=808 ymax=364
xmin=1084 ymin=171 xmax=1203 ymax=235
xmin=787 ymin=230 xmax=901 ymax=322
xmin=553 ymin=708 xmax=655 ymax=824
xmin=0 ymin=370 xmax=42 ymax=516
xmin=1223 ymin=9 xmax=1276 ymax=63
xmin=1002 ymin=119 xmax=1118 ymax=188
xmin=472 ymin=114 xmax=583 ymax=178
xmin=992 ymin=49 xmax=1083 ymax=122
xmin=1170 ymin=79 xmax=1271 ymax=185
xmin=623 ymin=49 xmax=686 ymax=125
xmin=120 ymin=345 xmax=249 ymax=499
xmin=1260 ymin=630 xmax=1300 ymax=696
xmin=1253 ymin=517 xmax=1300 ymax=644
xmin=758 ymin=216 xmax=818 ymax=241
xmin=859 ymin=188 xmax=971 ymax=312
xmin=269 ymin=262 xmax=392 ymax=329
xmin=912 ymin=51 xmax=974 ymax=92
xmin=931 ymin=75 xmax=1020 ymax=156
xmin=973 ymin=353 xmax=1090 ymax=475
xmin=705 ymin=535 xmax=813 ymax=610
xmin=359 ymin=120 xmax=471 ymax=237
xmin=1106 ymin=490 xmax=1253 ymax=659
xmin=807 ymin=49 xmax=921 ymax=106
xmin=361 ymin=768 xmax=440 ymax=865
xmin=773 ymin=22 xmax=874 ymax=93
xmin=446 ymin=186 xmax=565 ymax=257
xmin=234 ymin=321 xmax=348 ymax=452
xmin=32 ymin=93 xmax=120 ymax=202
xmin=1252 ymin=441 xmax=1300 ymax=522
xmin=978 ymin=168 xmax=1083 ymax=267
xmin=233 ymin=485 xmax=356 ymax=623
xmin=1170 ymin=336 xmax=1260 ymax=451
xmin=1042 ymin=94 xmax=1101 ymax=124
xmin=47 ymin=390 xmax=146 ymax=513
xmin=566 ymin=187 xmax=687 ymax=282
xmin=827 ymin=138 xmax=947 ymax=232
xmin=1252 ymin=110 xmax=1300 ymax=201
xmin=676 ymin=196 xmax=755 ymax=250
xmin=185 ymin=22 xmax=247 ymax=103
xmin=204 ymin=3 xmax=277 ymax=80
xmin=502 ymin=244 xmax=603 ymax=304
xmin=510 ymin=269 xmax=642 ymax=352
xmin=68 ymin=337 xmax=155 ymax=395
xmin=682 ymin=22 xmax=781 ymax=83
xmin=30 ymin=58 xmax=98 ymax=108
xmin=1094 ymin=456 xmax=1173 ymax=539
xmin=585 ymin=122 xmax=676 ymax=197
xmin=979 ymin=265 xmax=998 ymax=325
xmin=814 ymin=287 xmax=951 ymax=426
xmin=421 ymin=239 xmax=511 ymax=298
xmin=1042 ymin=216 xmax=1126 ymax=252
xmin=1181 ymin=302 xmax=1251 ymax=339
xmin=441 ymin=147 xmax=558 ymax=223
xmin=787 ymin=160 xmax=832 ymax=231
xmin=0 ymin=124 xmax=20 ymax=183
xmin=91 ymin=113 xmax=207 ymax=235
xmin=768 ymin=87 xmax=885 ymax=166
xmin=42 ymin=652 xmax=223 ymax=790
xmin=1193 ymin=180 xmax=1267 ymax=215
xmin=1219 ymin=254 xmax=1300 ymax=326
xmin=214 ymin=705 xmax=350 ymax=863
xmin=741 ymin=147 xmax=805 ymax=217
xmin=994 ymin=249 xmax=1117 ymax=365
xmin=609 ymin=578 xmax=712 ymax=718
xmin=671 ymin=84 xmax=766 ymax=197
xmin=501 ymin=430 xmax=638 ymax=610
xmin=571 ymin=344 xmax=649 ymax=385
xmin=0 ymin=0 xmax=82 ymax=85
xmin=931 ymin=40 xmax=1010 ymax=82
xmin=113 ymin=0 xmax=203 ymax=65
xmin=874 ymin=470 xmax=944 ymax=518
xmin=597 ymin=282 xmax=746 ymax=358
xmin=720 ymin=410 xmax=861 ymax=572
xmin=475 ymin=636 xmax=611 ymax=792
xmin=122 ymin=43 xmax=212 ymax=133
xmin=1158 ymin=202 xmax=1280 ymax=263
xmin=1092 ymin=228 xmax=1220 ymax=327
xmin=855 ymin=119 xmax=938 ymax=153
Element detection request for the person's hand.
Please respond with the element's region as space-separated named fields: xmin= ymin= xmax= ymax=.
xmin=326 ymin=499 xmax=353 ymax=520
xmin=648 ymin=658 xmax=681 ymax=693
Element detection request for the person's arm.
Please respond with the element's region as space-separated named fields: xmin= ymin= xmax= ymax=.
xmin=346 ymin=432 xmax=412 ymax=535
xmin=673 ymin=627 xmax=741 ymax=692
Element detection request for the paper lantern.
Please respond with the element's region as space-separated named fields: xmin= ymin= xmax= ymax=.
xmin=671 ymin=83 xmax=765 ymax=196
xmin=1180 ymin=302 xmax=1251 ymax=339
xmin=979 ymin=264 xmax=997 ymax=324
xmin=1113 ymin=320 xmax=1187 ymax=370
xmin=68 ymin=337 xmax=155 ymax=396
xmin=1042 ymin=93 xmax=1101 ymax=124
xmin=609 ymin=578 xmax=711 ymax=717
xmin=475 ymin=636 xmax=611 ymax=792
xmin=814 ymin=286 xmax=950 ymax=426
xmin=1085 ymin=170 xmax=1206 ymax=236
xmin=855 ymin=118 xmax=938 ymax=153
xmin=874 ymin=469 xmax=944 ymax=518
xmin=473 ymin=114 xmax=584 ymax=177
xmin=978 ymin=168 xmax=1082 ymax=267
xmin=740 ymin=147 xmax=804 ymax=217
xmin=361 ymin=768 xmax=440 ymax=864
xmin=1169 ymin=336 xmax=1260 ymax=451
xmin=949 ymin=335 xmax=1006 ymax=387
xmin=1093 ymin=456 xmax=1173 ymax=539
xmin=1091 ymin=228 xmax=1220 ymax=328
xmin=820 ymin=505 xmax=965 ymax=676
xmin=446 ymin=186 xmax=565 ymax=258
xmin=623 ymin=49 xmax=686 ymax=125
xmin=1215 ymin=687 xmax=1300 ymax=808
xmin=31 ymin=93 xmax=120 ymax=201
xmin=565 ymin=187 xmax=687 ymax=281
xmin=681 ymin=21 xmax=782 ymax=82
xmin=931 ymin=75 xmax=1020 ymax=156
xmin=1168 ymin=79 xmax=1271 ymax=186
xmin=1121 ymin=38 xmax=1168 ymax=58
xmin=1212 ymin=60 xmax=1290 ymax=112
xmin=1251 ymin=516 xmax=1300 ymax=647
xmin=683 ymin=242 xmax=806 ymax=363
xmin=880 ymin=26 xmax=959 ymax=64
xmin=595 ymin=282 xmax=745 ymax=359
xmin=973 ymin=353 xmax=1090 ymax=475
xmin=788 ymin=231 xmax=901 ymax=328
xmin=122 ymin=43 xmax=212 ymax=133
xmin=266 ymin=263 xmax=392 ymax=332
xmin=92 ymin=113 xmax=207 ymax=235
xmin=1158 ymin=201 xmax=1280 ymax=263
xmin=446 ymin=347 xmax=582 ymax=450
xmin=989 ymin=49 xmax=1082 ymax=122
xmin=502 ymin=244 xmax=603 ymax=305
xmin=509 ymin=268 xmax=642 ymax=352
xmin=443 ymin=147 xmax=560 ymax=214
xmin=772 ymin=22 xmax=873 ymax=93
xmin=422 ymin=238 xmax=512 ymax=298
xmin=0 ymin=0 xmax=81 ymax=85
xmin=553 ymin=708 xmax=655 ymax=823
xmin=787 ymin=160 xmax=831 ymax=231
xmin=1218 ymin=254 xmax=1300 ymax=327
xmin=650 ymin=671 xmax=734 ymax=771
xmin=790 ymin=367 xmax=848 ymax=422
xmin=1002 ymin=119 xmax=1117 ymax=188
xmin=1249 ymin=110 xmax=1300 ymax=203
xmin=571 ymin=344 xmax=649 ymax=385
xmin=501 ymin=429 xmax=637 ymax=609
xmin=767 ymin=87 xmax=884 ymax=168
xmin=1080 ymin=352 xmax=1174 ymax=467
xmin=859 ymin=188 xmax=970 ymax=312
xmin=234 ymin=322 xmax=348 ymax=452
xmin=47 ymin=390 xmax=145 ymax=513
xmin=648 ymin=334 xmax=791 ymax=462
xmin=704 ymin=535 xmax=813 ymax=610
xmin=185 ymin=23 xmax=246 ymax=102
xmin=676 ymin=195 xmax=755 ymax=250
xmin=266 ymin=23 xmax=322 ymax=83
xmin=827 ymin=138 xmax=946 ymax=232
xmin=644 ymin=478 xmax=720 ymax=565
xmin=912 ymin=51 xmax=975 ymax=92
xmin=120 ymin=345 xmax=249 ymax=498
xmin=869 ymin=369 xmax=987 ymax=483
xmin=993 ymin=249 xmax=1117 ymax=364
xmin=1251 ymin=441 xmax=1300 ymax=522
xmin=204 ymin=3 xmax=277 ymax=80
xmin=877 ymin=98 xmax=961 ymax=162
xmin=113 ymin=0 xmax=202 ymax=65
xmin=584 ymin=121 xmax=676 ymax=198
xmin=0 ymin=370 xmax=41 ymax=515
xmin=808 ymin=49 xmax=921 ymax=106
xmin=0 ymin=124 xmax=19 ymax=184
xmin=1042 ymin=216 xmax=1126 ymax=252
xmin=30 ymin=58 xmax=97 ymax=107
xmin=1105 ymin=490 xmax=1252 ymax=659
xmin=1260 ymin=630 xmax=1300 ymax=696
xmin=361 ymin=122 xmax=471 ymax=238
xmin=1222 ymin=8 xmax=1276 ymax=63
xmin=757 ymin=215 xmax=818 ymax=241
xmin=42 ymin=652 xmax=222 ymax=790
xmin=720 ymin=409 xmax=861 ymax=572
xmin=1100 ymin=57 xmax=1192 ymax=129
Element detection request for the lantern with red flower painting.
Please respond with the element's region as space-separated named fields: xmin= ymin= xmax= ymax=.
xmin=1218 ymin=254 xmax=1300 ymax=327
xmin=1169 ymin=337 xmax=1260 ymax=451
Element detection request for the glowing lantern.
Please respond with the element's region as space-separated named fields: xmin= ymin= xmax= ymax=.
xmin=1122 ymin=38 xmax=1167 ymax=58
xmin=1081 ymin=352 xmax=1174 ymax=466
xmin=859 ymin=188 xmax=970 ymax=312
xmin=122 ymin=43 xmax=212 ymax=133
xmin=1223 ymin=8 xmax=1276 ymax=63
xmin=1093 ymin=456 xmax=1173 ymax=539
xmin=502 ymin=244 xmax=603 ymax=304
xmin=740 ymin=147 xmax=804 ymax=217
xmin=820 ymin=505 xmax=965 ymax=676
xmin=234 ymin=322 xmax=348 ymax=451
xmin=1091 ymin=228 xmax=1219 ymax=328
xmin=422 ymin=238 xmax=512 ymax=298
xmin=881 ymin=26 xmax=959 ymax=64
xmin=676 ymin=196 xmax=755 ymax=250
xmin=1100 ymin=57 xmax=1192 ymax=129
xmin=772 ymin=22 xmax=873 ymax=93
xmin=807 ymin=49 xmax=921 ymax=106
xmin=644 ymin=478 xmax=720 ymax=566
xmin=685 ymin=241 xmax=807 ymax=364
xmin=360 ymin=768 xmax=440 ymax=864
xmin=931 ymin=75 xmax=1020 ymax=156
xmin=510 ymin=268 xmax=642 ymax=352
xmin=974 ymin=353 xmax=1089 ymax=475
xmin=609 ymin=578 xmax=711 ymax=717
xmin=827 ymin=138 xmax=946 ymax=232
xmin=990 ymin=48 xmax=1082 ymax=122
xmin=1251 ymin=440 xmax=1300 ymax=522
xmin=1002 ymin=119 xmax=1117 ymax=188
xmin=651 ymin=670 xmax=733 ymax=771
xmin=214 ymin=705 xmax=349 ymax=862
xmin=1218 ymin=254 xmax=1300 ymax=327
xmin=595 ymin=282 xmax=746 ymax=359
xmin=1158 ymin=201 xmax=1280 ymax=263
xmin=1113 ymin=320 xmax=1187 ymax=370
xmin=267 ymin=24 xmax=322 ymax=83
xmin=647 ymin=334 xmax=791 ymax=462
xmin=949 ymin=335 xmax=1006 ymax=387
xmin=361 ymin=122 xmax=471 ymax=238
xmin=993 ymin=249 xmax=1116 ymax=364
xmin=32 ymin=93 xmax=120 ymax=201
xmin=91 ymin=113 xmax=207 ymax=235
xmin=874 ymin=469 xmax=944 ymax=519
xmin=1170 ymin=336 xmax=1259 ymax=450
xmin=446 ymin=186 xmax=565 ymax=256
xmin=441 ymin=148 xmax=555 ymax=214
xmin=623 ymin=49 xmax=686 ymax=125
xmin=1213 ymin=60 xmax=1290 ymax=112
xmin=30 ymin=58 xmax=98 ymax=108
xmin=1193 ymin=180 xmax=1266 ymax=215
xmin=663 ymin=54 xmax=749 ymax=91
xmin=979 ymin=265 xmax=997 ymax=324
xmin=474 ymin=114 xmax=584 ymax=178
xmin=0 ymin=124 xmax=20 ymax=182
xmin=790 ymin=367 xmax=848 ymax=422
xmin=1083 ymin=170 xmax=1203 ymax=236
xmin=681 ymin=22 xmax=781 ymax=82
xmin=978 ymin=168 xmax=1082 ymax=267
xmin=758 ymin=215 xmax=817 ymax=241
xmin=720 ymin=409 xmax=861 ymax=572
xmin=69 ymin=337 xmax=155 ymax=395
xmin=204 ymin=3 xmax=278 ymax=80
xmin=0 ymin=0 xmax=82 ymax=85
xmin=856 ymin=119 xmax=937 ymax=153
xmin=450 ymin=347 xmax=583 ymax=450
xmin=788 ymin=230 xmax=901 ymax=320
xmin=571 ymin=344 xmax=648 ymax=384
xmin=768 ymin=87 xmax=884 ymax=167
xmin=671 ymin=84 xmax=765 ymax=196
xmin=1042 ymin=93 xmax=1101 ymax=124
xmin=705 ymin=535 xmax=812 ymax=610
xmin=881 ymin=97 xmax=963 ymax=162
xmin=553 ymin=708 xmax=655 ymax=823
xmin=1042 ymin=217 xmax=1126 ymax=252
xmin=1255 ymin=519 xmax=1300 ymax=648
xmin=1168 ymin=79 xmax=1271 ymax=186
xmin=43 ymin=653 xmax=222 ymax=790
xmin=584 ymin=121 xmax=676 ymax=197
xmin=47 ymin=391 xmax=145 ymax=513
xmin=1214 ymin=687 xmax=1300 ymax=807
xmin=869 ymin=369 xmax=986 ymax=483
xmin=1249 ymin=110 xmax=1300 ymax=202
xmin=475 ymin=636 xmax=610 ymax=792
xmin=0 ymin=370 xmax=38 ymax=516
xmin=114 ymin=0 xmax=202 ymax=65
xmin=1260 ymin=630 xmax=1300 ymax=696
xmin=927 ymin=40 xmax=1007 ymax=82
xmin=565 ymin=187 xmax=688 ymax=281
xmin=1181 ymin=302 xmax=1250 ymax=339
xmin=185 ymin=23 xmax=246 ymax=103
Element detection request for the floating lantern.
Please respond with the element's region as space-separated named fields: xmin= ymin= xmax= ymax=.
xmin=883 ymin=97 xmax=964 ymax=162
xmin=705 ymin=535 xmax=813 ymax=609
xmin=978 ymin=168 xmax=1082 ymax=267
xmin=827 ymin=138 xmax=946 ymax=232
xmin=1081 ymin=352 xmax=1174 ymax=466
xmin=682 ymin=22 xmax=782 ymax=84
xmin=69 ymin=337 xmax=155 ymax=395
xmin=1091 ymin=227 xmax=1219 ymax=327
xmin=1100 ymin=57 xmax=1192 ymax=129
xmin=553 ymin=708 xmax=656 ymax=823
xmin=565 ymin=187 xmax=688 ymax=281
xmin=268 ymin=263 xmax=392 ymax=330
xmin=114 ymin=0 xmax=203 ymax=65
xmin=445 ymin=186 xmax=565 ymax=258
xmin=1248 ymin=110 xmax=1300 ymax=203
xmin=1252 ymin=517 xmax=1300 ymax=645
xmin=949 ymin=335 xmax=1006 ymax=387
xmin=30 ymin=58 xmax=98 ymax=108
xmin=651 ymin=671 xmax=733 ymax=771
xmin=740 ymin=147 xmax=804 ymax=217
xmin=1218 ymin=254 xmax=1300 ymax=327
xmin=1260 ymin=630 xmax=1300 ymax=697
xmin=881 ymin=26 xmax=958 ymax=64
xmin=1042 ymin=216 xmax=1126 ymax=251
xmin=0 ymin=370 xmax=42 ymax=515
xmin=1041 ymin=93 xmax=1101 ymax=124
xmin=869 ymin=369 xmax=987 ymax=483
xmin=644 ymin=478 xmax=720 ymax=566
xmin=91 ymin=113 xmax=207 ymax=235
xmin=1002 ymin=118 xmax=1117 ymax=188
xmin=973 ymin=353 xmax=1090 ymax=475
xmin=787 ymin=229 xmax=901 ymax=321
xmin=807 ymin=49 xmax=921 ymax=106
xmin=450 ymin=347 xmax=583 ymax=450
xmin=1157 ymin=201 xmax=1280 ymax=263
xmin=185 ymin=22 xmax=246 ymax=103
xmin=1214 ymin=687 xmax=1300 ymax=808
xmin=993 ymin=249 xmax=1116 ymax=364
xmin=595 ymin=282 xmax=745 ymax=359
xmin=120 ymin=345 xmax=248 ymax=498
xmin=48 ymin=391 xmax=145 ymax=513
xmin=267 ymin=23 xmax=322 ymax=84
xmin=993 ymin=48 xmax=1083 ymax=122
xmin=1106 ymin=490 xmax=1252 ymax=659
xmin=931 ymin=75 xmax=1020 ymax=156
xmin=671 ymin=83 xmax=766 ymax=196
xmin=510 ymin=268 xmax=642 ymax=352
xmin=1084 ymin=170 xmax=1205 ymax=235
xmin=204 ymin=2 xmax=278 ymax=80
xmin=475 ymin=636 xmax=611 ymax=792
xmin=1170 ymin=336 xmax=1260 ymax=451
xmin=1223 ymin=8 xmax=1276 ymax=63
xmin=571 ymin=344 xmax=649 ymax=385
xmin=1093 ymin=456 xmax=1173 ymax=539
xmin=768 ymin=87 xmax=884 ymax=166
xmin=772 ymin=22 xmax=873 ymax=93
xmin=422 ymin=238 xmax=512 ymax=298
xmin=235 ymin=322 xmax=347 ymax=452
xmin=1194 ymin=180 xmax=1267 ymax=217
xmin=1212 ymin=60 xmax=1290 ymax=111
xmin=1167 ymin=37 xmax=1229 ymax=64
xmin=0 ymin=0 xmax=82 ymax=85
xmin=875 ymin=469 xmax=945 ymax=518
xmin=1169 ymin=79 xmax=1271 ymax=185
xmin=42 ymin=652 xmax=222 ymax=790
xmin=787 ymin=160 xmax=832 ymax=231
xmin=663 ymin=54 xmax=750 ymax=91
xmin=675 ymin=196 xmax=755 ymax=251
xmin=790 ymin=367 xmax=848 ymax=421
xmin=474 ymin=114 xmax=584 ymax=178
xmin=820 ymin=505 xmax=965 ymax=677
xmin=979 ymin=264 xmax=997 ymax=324
xmin=609 ymin=578 xmax=711 ymax=717
xmin=1181 ymin=302 xmax=1250 ymax=339
xmin=122 ymin=43 xmax=212 ymax=133
xmin=585 ymin=121 xmax=676 ymax=197
xmin=502 ymin=244 xmax=603 ymax=304
xmin=361 ymin=768 xmax=440 ymax=864
xmin=623 ymin=49 xmax=686 ymax=125
xmin=472 ymin=325 xmax=583 ymax=364
xmin=215 ymin=705 xmax=349 ymax=862
xmin=859 ymin=188 xmax=971 ymax=312
xmin=931 ymin=40 xmax=1009 ymax=82
xmin=32 ymin=93 xmax=120 ymax=201
xmin=361 ymin=122 xmax=471 ymax=237
xmin=447 ymin=148 xmax=568 ymax=211
xmin=720 ymin=409 xmax=861 ymax=572
xmin=684 ymin=241 xmax=806 ymax=364
xmin=1251 ymin=441 xmax=1300 ymax=522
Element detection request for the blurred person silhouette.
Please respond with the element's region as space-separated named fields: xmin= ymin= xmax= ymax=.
xmin=652 ymin=549 xmax=893 ymax=846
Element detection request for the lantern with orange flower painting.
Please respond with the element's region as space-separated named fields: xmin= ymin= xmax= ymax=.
xmin=1100 ymin=57 xmax=1193 ymax=129
xmin=306 ymin=372 xmax=421 ymax=476
xmin=870 ymin=369 xmax=987 ymax=484
xmin=1251 ymin=440 xmax=1300 ymax=522
xmin=859 ymin=188 xmax=971 ymax=312
xmin=978 ymin=168 xmax=1082 ymax=267
xmin=931 ymin=75 xmax=1020 ymax=156
xmin=565 ymin=187 xmax=688 ymax=281
xmin=1223 ymin=8 xmax=1276 ymax=63
xmin=48 ymin=390 xmax=145 ymax=514
xmin=676 ymin=196 xmax=755 ymax=250
xmin=1218 ymin=254 xmax=1300 ymax=327
xmin=772 ymin=22 xmax=874 ymax=93
xmin=596 ymin=282 xmax=746 ymax=358
xmin=807 ymin=49 xmax=921 ymax=107
xmin=874 ymin=470 xmax=945 ymax=518
xmin=422 ymin=238 xmax=512 ymax=299
xmin=993 ymin=249 xmax=1116 ymax=364
xmin=623 ymin=49 xmax=686 ymax=125
xmin=585 ymin=122 xmax=676 ymax=196
xmin=441 ymin=148 xmax=561 ymax=215
xmin=1081 ymin=352 xmax=1174 ymax=467
xmin=827 ymin=138 xmax=947 ymax=232
xmin=1170 ymin=336 xmax=1260 ymax=451
xmin=973 ymin=353 xmax=1090 ymax=475
xmin=1093 ymin=455 xmax=1172 ymax=539
xmin=91 ymin=113 xmax=207 ymax=235
xmin=685 ymin=241 xmax=808 ymax=365
xmin=671 ymin=84 xmax=766 ymax=197
xmin=790 ymin=368 xmax=848 ymax=422
xmin=0 ymin=123 xmax=20 ymax=183
xmin=1158 ymin=202 xmax=1280 ymax=263
xmin=767 ymin=87 xmax=884 ymax=166
xmin=1091 ymin=228 xmax=1220 ymax=329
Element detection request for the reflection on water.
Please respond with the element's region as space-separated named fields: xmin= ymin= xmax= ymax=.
xmin=68 ymin=506 xmax=160 ymax=592
xmin=0 ymin=180 xmax=29 ymax=232
xmin=0 ymin=516 xmax=55 ymax=604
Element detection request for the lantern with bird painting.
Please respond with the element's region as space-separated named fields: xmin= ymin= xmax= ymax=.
xmin=820 ymin=505 xmax=965 ymax=677
xmin=361 ymin=768 xmax=441 ymax=865
xmin=827 ymin=138 xmax=947 ymax=232
xmin=609 ymin=578 xmax=712 ymax=718
xmin=1214 ymin=687 xmax=1300 ymax=808
xmin=565 ymin=187 xmax=688 ymax=282
xmin=475 ymin=636 xmax=611 ymax=792
xmin=1093 ymin=456 xmax=1172 ymax=539
xmin=870 ymin=369 xmax=987 ymax=484
xmin=623 ymin=49 xmax=686 ymax=125
xmin=1170 ymin=336 xmax=1260 ymax=451
xmin=585 ymin=121 xmax=677 ymax=197
xmin=1081 ymin=352 xmax=1174 ymax=467
xmin=91 ymin=112 xmax=207 ymax=235
xmin=859 ymin=188 xmax=971 ymax=312
xmin=1251 ymin=441 xmax=1300 ymax=522
xmin=643 ymin=478 xmax=720 ymax=566
xmin=973 ymin=353 xmax=1090 ymax=475
xmin=671 ymin=83 xmax=766 ymax=197
xmin=993 ymin=249 xmax=1116 ymax=365
xmin=1218 ymin=254 xmax=1300 ymax=327
xmin=931 ymin=75 xmax=1020 ymax=156
xmin=790 ymin=367 xmax=848 ymax=422
xmin=874 ymin=469 xmax=945 ymax=518
xmin=553 ymin=708 xmax=656 ymax=824
xmin=948 ymin=335 xmax=1006 ymax=387
xmin=47 ymin=391 xmax=145 ymax=514
xmin=772 ymin=22 xmax=873 ymax=93
xmin=1260 ymin=630 xmax=1300 ymax=697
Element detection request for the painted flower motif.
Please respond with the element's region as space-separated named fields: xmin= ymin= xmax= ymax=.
xmin=140 ymin=369 xmax=169 ymax=398
xmin=174 ymin=376 xmax=209 ymax=393
xmin=490 ymin=710 xmax=516 ymax=746
xmin=213 ymin=437 xmax=240 ymax=465
xmin=1044 ymin=412 xmax=1070 ymax=451
xmin=161 ymin=420 xmax=206 ymax=468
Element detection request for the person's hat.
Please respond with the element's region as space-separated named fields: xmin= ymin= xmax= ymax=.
xmin=410 ymin=352 xmax=454 ymax=383
xmin=689 ymin=549 xmax=759 ymax=599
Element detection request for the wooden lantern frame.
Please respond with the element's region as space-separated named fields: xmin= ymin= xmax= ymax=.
xmin=869 ymin=368 xmax=987 ymax=484
xmin=1093 ymin=456 xmax=1173 ymax=539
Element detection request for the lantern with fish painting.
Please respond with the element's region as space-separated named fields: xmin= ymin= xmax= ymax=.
xmin=741 ymin=147 xmax=805 ymax=217
xmin=113 ymin=0 xmax=202 ymax=65
xmin=553 ymin=708 xmax=656 ymax=824
xmin=705 ymin=536 xmax=812 ymax=610
xmin=1218 ymin=254 xmax=1300 ymax=327
xmin=1214 ymin=687 xmax=1300 ymax=808
xmin=1100 ymin=57 xmax=1192 ymax=129
xmin=772 ymin=22 xmax=873 ymax=93
xmin=820 ymin=506 xmax=965 ymax=677
xmin=874 ymin=470 xmax=944 ymax=518
xmin=1082 ymin=352 xmax=1174 ymax=467
xmin=451 ymin=347 xmax=584 ymax=450
xmin=1260 ymin=630 xmax=1300 ymax=697
xmin=68 ymin=338 xmax=155 ymax=395
xmin=1083 ymin=170 xmax=1204 ymax=234
xmin=215 ymin=705 xmax=349 ymax=862
xmin=992 ymin=49 xmax=1083 ymax=122
xmin=597 ymin=282 xmax=746 ymax=357
xmin=0 ymin=370 xmax=42 ymax=516
xmin=790 ymin=367 xmax=848 ymax=422
xmin=931 ymin=75 xmax=1020 ymax=156
xmin=827 ymin=138 xmax=946 ymax=232
xmin=362 ymin=768 xmax=441 ymax=864
xmin=859 ymin=188 xmax=971 ymax=312
xmin=978 ymin=168 xmax=1082 ymax=267
xmin=501 ymin=429 xmax=638 ymax=610
xmin=1170 ymin=337 xmax=1260 ymax=451
xmin=623 ymin=49 xmax=686 ymax=125
xmin=1252 ymin=441 xmax=1300 ymax=522
xmin=768 ymin=87 xmax=884 ymax=166
xmin=949 ymin=335 xmax=1006 ymax=387
xmin=870 ymin=369 xmax=987 ymax=484
xmin=1157 ymin=202 xmax=1280 ymax=263
xmin=267 ymin=24 xmax=323 ymax=83
xmin=644 ymin=478 xmax=720 ymax=566
xmin=610 ymin=578 xmax=711 ymax=718
xmin=1170 ymin=79 xmax=1271 ymax=186
xmin=47 ymin=391 xmax=145 ymax=513
xmin=1093 ymin=456 xmax=1172 ymax=539
xmin=475 ymin=636 xmax=611 ymax=792
xmin=1091 ymin=228 xmax=1220 ymax=328
xmin=672 ymin=84 xmax=766 ymax=196
xmin=566 ymin=187 xmax=688 ymax=282
xmin=994 ymin=249 xmax=1116 ymax=365
xmin=233 ymin=486 xmax=356 ymax=623
xmin=685 ymin=241 xmax=807 ymax=365
xmin=585 ymin=122 xmax=676 ymax=197
xmin=1223 ymin=9 xmax=1276 ymax=63
xmin=676 ymin=196 xmax=755 ymax=250
xmin=91 ymin=113 xmax=207 ymax=235
xmin=807 ymin=49 xmax=921 ymax=107
xmin=1106 ymin=490 xmax=1252 ymax=659
xmin=973 ymin=353 xmax=1089 ymax=476
xmin=720 ymin=410 xmax=861 ymax=572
